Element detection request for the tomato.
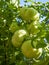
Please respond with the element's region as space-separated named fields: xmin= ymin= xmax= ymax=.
xmin=19 ymin=7 xmax=27 ymax=20
xmin=25 ymin=8 xmax=39 ymax=21
xmin=12 ymin=29 xmax=28 ymax=47
xmin=21 ymin=40 xmax=42 ymax=59
xmin=19 ymin=7 xmax=39 ymax=21
xmin=9 ymin=22 xmax=19 ymax=33
xmin=27 ymin=21 xmax=40 ymax=35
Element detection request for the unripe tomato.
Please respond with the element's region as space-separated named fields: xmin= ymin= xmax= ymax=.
xmin=25 ymin=8 xmax=39 ymax=21
xmin=21 ymin=40 xmax=42 ymax=59
xmin=27 ymin=21 xmax=40 ymax=35
xmin=12 ymin=29 xmax=28 ymax=47
xmin=19 ymin=7 xmax=27 ymax=20
xmin=19 ymin=7 xmax=39 ymax=21
xmin=9 ymin=22 xmax=19 ymax=33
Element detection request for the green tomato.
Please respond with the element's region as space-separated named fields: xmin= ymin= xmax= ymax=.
xmin=21 ymin=40 xmax=42 ymax=59
xmin=12 ymin=29 xmax=28 ymax=47
xmin=27 ymin=21 xmax=40 ymax=35
xmin=9 ymin=22 xmax=19 ymax=33
xmin=19 ymin=7 xmax=27 ymax=20
xmin=19 ymin=7 xmax=39 ymax=21
xmin=25 ymin=8 xmax=39 ymax=21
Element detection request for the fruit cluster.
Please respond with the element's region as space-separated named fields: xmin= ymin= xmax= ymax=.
xmin=9 ymin=7 xmax=47 ymax=59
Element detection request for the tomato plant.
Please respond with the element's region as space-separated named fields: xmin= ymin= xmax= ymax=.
xmin=0 ymin=0 xmax=49 ymax=65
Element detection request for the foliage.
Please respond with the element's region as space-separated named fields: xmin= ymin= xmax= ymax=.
xmin=0 ymin=0 xmax=49 ymax=65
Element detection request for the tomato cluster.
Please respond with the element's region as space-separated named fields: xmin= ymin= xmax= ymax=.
xmin=10 ymin=7 xmax=49 ymax=59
